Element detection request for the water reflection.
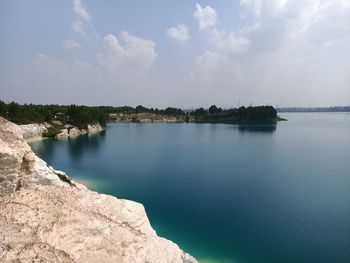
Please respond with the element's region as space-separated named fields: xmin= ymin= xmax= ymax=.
xmin=29 ymin=116 xmax=350 ymax=263
xmin=238 ymin=124 xmax=277 ymax=133
xmin=29 ymin=139 xmax=56 ymax=162
xmin=67 ymin=131 xmax=106 ymax=160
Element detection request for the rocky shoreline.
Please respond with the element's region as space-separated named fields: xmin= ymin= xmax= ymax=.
xmin=0 ymin=117 xmax=197 ymax=263
xmin=55 ymin=123 xmax=104 ymax=140
xmin=19 ymin=122 xmax=104 ymax=142
xmin=109 ymin=113 xmax=188 ymax=123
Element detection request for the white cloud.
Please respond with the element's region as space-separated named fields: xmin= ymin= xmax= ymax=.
xmin=192 ymin=3 xmax=250 ymax=54
xmin=211 ymin=29 xmax=250 ymax=53
xmin=166 ymin=24 xmax=190 ymax=43
xmin=240 ymin=0 xmax=263 ymax=16
xmin=71 ymin=0 xmax=92 ymax=35
xmin=64 ymin=38 xmax=81 ymax=49
xmin=239 ymin=0 xmax=350 ymax=46
xmin=240 ymin=0 xmax=289 ymax=17
xmin=71 ymin=20 xmax=85 ymax=34
xmin=286 ymin=0 xmax=350 ymax=43
xmin=189 ymin=2 xmax=251 ymax=101
xmin=97 ymin=32 xmax=157 ymax=71
xmin=4 ymin=0 xmax=350 ymax=107
xmin=193 ymin=3 xmax=217 ymax=31
xmin=195 ymin=50 xmax=225 ymax=73
xmin=73 ymin=0 xmax=90 ymax=22
xmin=191 ymin=49 xmax=243 ymax=83
xmin=186 ymin=0 xmax=350 ymax=107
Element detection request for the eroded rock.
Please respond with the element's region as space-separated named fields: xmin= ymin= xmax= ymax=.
xmin=20 ymin=123 xmax=49 ymax=142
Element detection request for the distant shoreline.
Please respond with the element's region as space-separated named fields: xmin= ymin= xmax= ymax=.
xmin=277 ymin=106 xmax=350 ymax=113
xmin=1 ymin=101 xmax=285 ymax=126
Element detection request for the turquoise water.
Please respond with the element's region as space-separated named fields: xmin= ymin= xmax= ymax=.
xmin=30 ymin=113 xmax=350 ymax=263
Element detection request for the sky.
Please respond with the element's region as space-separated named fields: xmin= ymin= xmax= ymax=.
xmin=0 ymin=0 xmax=349 ymax=108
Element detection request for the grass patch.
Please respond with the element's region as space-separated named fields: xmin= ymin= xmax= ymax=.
xmin=43 ymin=124 xmax=64 ymax=138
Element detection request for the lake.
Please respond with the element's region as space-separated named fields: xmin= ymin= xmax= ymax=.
xmin=30 ymin=113 xmax=350 ymax=263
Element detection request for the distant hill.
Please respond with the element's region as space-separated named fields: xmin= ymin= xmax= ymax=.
xmin=277 ymin=106 xmax=350 ymax=112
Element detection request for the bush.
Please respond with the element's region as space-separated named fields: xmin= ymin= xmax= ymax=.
xmin=42 ymin=125 xmax=64 ymax=138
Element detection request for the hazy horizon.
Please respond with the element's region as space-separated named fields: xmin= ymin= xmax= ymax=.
xmin=1 ymin=0 xmax=350 ymax=108
xmin=0 ymin=101 xmax=350 ymax=110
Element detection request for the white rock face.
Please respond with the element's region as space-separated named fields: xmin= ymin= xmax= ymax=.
xmin=19 ymin=123 xmax=49 ymax=142
xmin=19 ymin=121 xmax=104 ymax=141
xmin=56 ymin=128 xmax=69 ymax=139
xmin=0 ymin=117 xmax=68 ymax=196
xmin=69 ymin=127 xmax=81 ymax=136
xmin=87 ymin=123 xmax=103 ymax=133
xmin=0 ymin=117 xmax=197 ymax=263
xmin=0 ymin=186 xmax=196 ymax=263
xmin=56 ymin=123 xmax=103 ymax=139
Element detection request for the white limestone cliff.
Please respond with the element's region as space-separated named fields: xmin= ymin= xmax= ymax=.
xmin=0 ymin=117 xmax=197 ymax=263
xmin=19 ymin=122 xmax=104 ymax=142
xmin=0 ymin=118 xmax=70 ymax=196
xmin=56 ymin=123 xmax=104 ymax=140
xmin=19 ymin=123 xmax=50 ymax=142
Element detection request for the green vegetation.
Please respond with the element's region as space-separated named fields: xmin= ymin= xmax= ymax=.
xmin=133 ymin=105 xmax=186 ymax=115
xmin=42 ymin=125 xmax=64 ymax=138
xmin=0 ymin=100 xmax=186 ymax=125
xmin=191 ymin=105 xmax=279 ymax=123
xmin=0 ymin=100 xmax=281 ymax=126
xmin=0 ymin=101 xmax=108 ymax=128
xmin=66 ymin=104 xmax=107 ymax=129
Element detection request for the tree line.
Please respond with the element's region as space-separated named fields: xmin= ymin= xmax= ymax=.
xmin=0 ymin=101 xmax=108 ymax=128
xmin=0 ymin=100 xmax=278 ymax=126
xmin=191 ymin=105 xmax=278 ymax=123
xmin=0 ymin=101 xmax=187 ymax=127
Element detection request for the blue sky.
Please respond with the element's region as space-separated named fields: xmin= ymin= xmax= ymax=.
xmin=1 ymin=0 xmax=349 ymax=108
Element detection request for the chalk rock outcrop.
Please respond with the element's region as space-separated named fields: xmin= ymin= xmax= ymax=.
xmin=19 ymin=123 xmax=50 ymax=142
xmin=87 ymin=123 xmax=103 ymax=133
xmin=56 ymin=128 xmax=69 ymax=139
xmin=0 ymin=118 xmax=69 ymax=197
xmin=0 ymin=117 xmax=197 ymax=263
xmin=56 ymin=123 xmax=103 ymax=139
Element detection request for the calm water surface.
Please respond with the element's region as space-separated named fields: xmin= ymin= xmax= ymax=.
xmin=31 ymin=113 xmax=350 ymax=263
